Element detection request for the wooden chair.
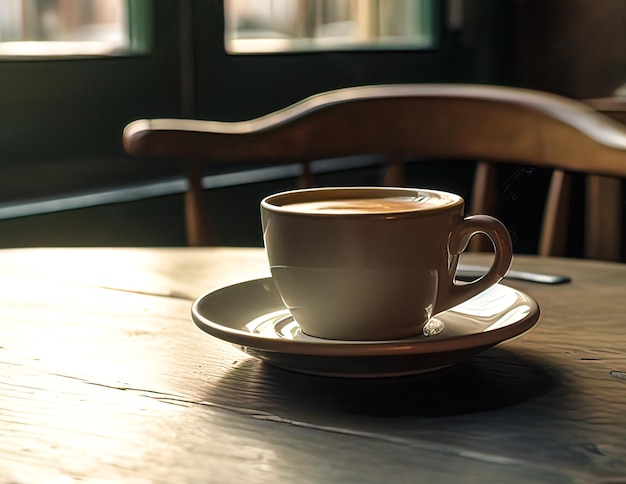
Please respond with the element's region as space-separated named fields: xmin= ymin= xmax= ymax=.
xmin=123 ymin=84 xmax=626 ymax=261
xmin=583 ymin=96 xmax=626 ymax=126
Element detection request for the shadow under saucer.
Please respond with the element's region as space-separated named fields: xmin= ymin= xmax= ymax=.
xmin=206 ymin=346 xmax=562 ymax=419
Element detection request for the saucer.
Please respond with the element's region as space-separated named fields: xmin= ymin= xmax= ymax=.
xmin=191 ymin=278 xmax=540 ymax=378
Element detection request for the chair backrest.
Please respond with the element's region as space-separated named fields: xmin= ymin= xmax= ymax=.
xmin=123 ymin=84 xmax=626 ymax=260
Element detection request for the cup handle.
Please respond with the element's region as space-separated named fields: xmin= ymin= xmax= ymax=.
xmin=435 ymin=215 xmax=513 ymax=315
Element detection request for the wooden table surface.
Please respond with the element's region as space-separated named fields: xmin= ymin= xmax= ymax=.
xmin=1 ymin=247 xmax=626 ymax=483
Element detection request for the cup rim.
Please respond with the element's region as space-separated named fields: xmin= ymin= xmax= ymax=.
xmin=261 ymin=186 xmax=463 ymax=217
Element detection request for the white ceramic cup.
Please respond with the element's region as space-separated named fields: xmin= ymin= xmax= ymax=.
xmin=261 ymin=187 xmax=513 ymax=341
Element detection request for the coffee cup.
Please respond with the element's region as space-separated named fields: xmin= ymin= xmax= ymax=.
xmin=261 ymin=187 xmax=512 ymax=341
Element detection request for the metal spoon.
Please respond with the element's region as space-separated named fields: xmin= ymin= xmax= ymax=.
xmin=457 ymin=264 xmax=571 ymax=285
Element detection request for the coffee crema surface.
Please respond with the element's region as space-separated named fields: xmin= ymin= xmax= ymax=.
xmin=279 ymin=195 xmax=458 ymax=214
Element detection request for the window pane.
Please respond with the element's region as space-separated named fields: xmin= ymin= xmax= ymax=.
xmin=0 ymin=0 xmax=129 ymax=56
xmin=225 ymin=0 xmax=436 ymax=54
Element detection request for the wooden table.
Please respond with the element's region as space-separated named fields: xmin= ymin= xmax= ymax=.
xmin=1 ymin=247 xmax=625 ymax=482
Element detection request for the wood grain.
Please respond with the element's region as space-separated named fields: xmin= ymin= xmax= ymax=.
xmin=1 ymin=247 xmax=626 ymax=482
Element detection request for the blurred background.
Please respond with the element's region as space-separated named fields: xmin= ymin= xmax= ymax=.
xmin=0 ymin=0 xmax=623 ymax=253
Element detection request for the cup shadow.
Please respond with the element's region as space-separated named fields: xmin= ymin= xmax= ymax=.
xmin=207 ymin=347 xmax=562 ymax=419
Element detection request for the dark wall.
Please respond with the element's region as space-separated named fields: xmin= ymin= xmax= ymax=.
xmin=514 ymin=0 xmax=626 ymax=98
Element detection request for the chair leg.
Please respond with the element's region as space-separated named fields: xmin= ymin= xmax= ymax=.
xmin=383 ymin=156 xmax=406 ymax=186
xmin=539 ymin=169 xmax=572 ymax=257
xmin=297 ymin=161 xmax=314 ymax=188
xmin=470 ymin=161 xmax=498 ymax=252
xmin=585 ymin=175 xmax=623 ymax=261
xmin=185 ymin=167 xmax=214 ymax=246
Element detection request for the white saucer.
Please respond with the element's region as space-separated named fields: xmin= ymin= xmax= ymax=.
xmin=191 ymin=278 xmax=540 ymax=378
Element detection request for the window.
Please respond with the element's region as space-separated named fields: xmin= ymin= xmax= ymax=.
xmin=224 ymin=0 xmax=436 ymax=54
xmin=0 ymin=0 xmax=149 ymax=57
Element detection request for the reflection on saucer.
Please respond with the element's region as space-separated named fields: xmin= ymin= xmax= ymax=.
xmin=245 ymin=309 xmax=446 ymax=342
xmin=423 ymin=318 xmax=445 ymax=336
xmin=192 ymin=278 xmax=540 ymax=378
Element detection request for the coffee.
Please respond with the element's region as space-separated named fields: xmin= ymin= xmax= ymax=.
xmin=276 ymin=193 xmax=460 ymax=215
